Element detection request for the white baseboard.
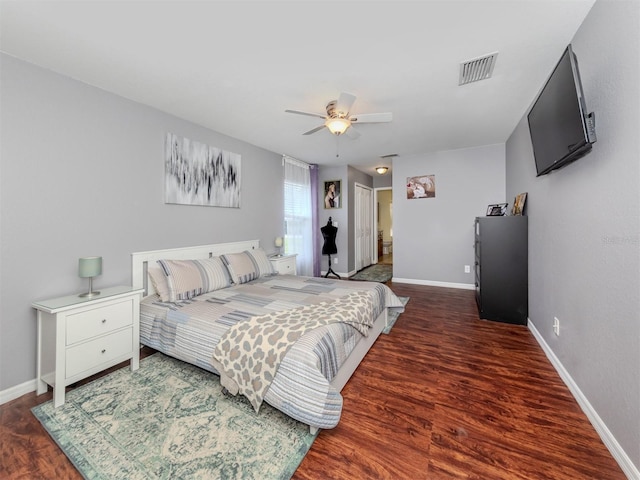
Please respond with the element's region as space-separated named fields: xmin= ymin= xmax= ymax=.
xmin=392 ymin=277 xmax=475 ymax=290
xmin=528 ymin=320 xmax=640 ymax=480
xmin=0 ymin=378 xmax=37 ymax=406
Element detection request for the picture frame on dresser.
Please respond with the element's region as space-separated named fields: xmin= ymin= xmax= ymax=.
xmin=512 ymin=192 xmax=528 ymax=216
xmin=486 ymin=203 xmax=508 ymax=216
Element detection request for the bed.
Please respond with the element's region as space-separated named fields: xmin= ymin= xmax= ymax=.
xmin=131 ymin=240 xmax=403 ymax=433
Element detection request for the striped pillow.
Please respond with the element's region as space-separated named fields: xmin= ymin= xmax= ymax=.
xmin=247 ymin=248 xmax=276 ymax=278
xmin=221 ymin=251 xmax=259 ymax=284
xmin=156 ymin=257 xmax=232 ymax=302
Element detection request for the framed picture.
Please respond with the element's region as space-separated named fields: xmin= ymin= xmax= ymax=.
xmin=164 ymin=133 xmax=241 ymax=208
xmin=487 ymin=203 xmax=508 ymax=216
xmin=406 ymin=174 xmax=436 ymax=199
xmin=512 ymin=192 xmax=528 ymax=216
xmin=324 ymin=180 xmax=341 ymax=209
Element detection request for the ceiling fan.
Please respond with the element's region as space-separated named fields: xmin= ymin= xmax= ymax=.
xmin=285 ymin=92 xmax=392 ymax=139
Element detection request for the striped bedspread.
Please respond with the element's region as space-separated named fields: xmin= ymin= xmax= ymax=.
xmin=139 ymin=274 xmax=403 ymax=429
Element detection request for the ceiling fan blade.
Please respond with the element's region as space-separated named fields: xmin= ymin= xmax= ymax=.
xmin=335 ymin=92 xmax=357 ymax=116
xmin=349 ymin=112 xmax=393 ymax=123
xmin=285 ymin=109 xmax=326 ymax=120
xmin=345 ymin=126 xmax=361 ymax=139
xmin=303 ymin=125 xmax=327 ymax=135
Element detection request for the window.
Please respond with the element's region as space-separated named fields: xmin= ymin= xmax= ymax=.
xmin=283 ymin=156 xmax=313 ymax=276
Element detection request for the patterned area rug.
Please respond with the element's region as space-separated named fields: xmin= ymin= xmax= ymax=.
xmin=350 ymin=264 xmax=393 ymax=283
xmin=383 ymin=296 xmax=409 ymax=334
xmin=32 ymin=354 xmax=317 ymax=480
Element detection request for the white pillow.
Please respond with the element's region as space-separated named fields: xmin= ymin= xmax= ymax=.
xmin=148 ymin=265 xmax=171 ymax=302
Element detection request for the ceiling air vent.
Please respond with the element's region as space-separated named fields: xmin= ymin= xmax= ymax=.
xmin=459 ymin=52 xmax=498 ymax=85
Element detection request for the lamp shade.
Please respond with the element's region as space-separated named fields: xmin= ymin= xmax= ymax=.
xmin=78 ymin=257 xmax=102 ymax=278
xmin=325 ymin=117 xmax=351 ymax=135
xmin=274 ymin=237 xmax=284 ymax=248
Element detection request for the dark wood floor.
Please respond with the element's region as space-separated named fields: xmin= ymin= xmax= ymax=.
xmin=0 ymin=282 xmax=625 ymax=479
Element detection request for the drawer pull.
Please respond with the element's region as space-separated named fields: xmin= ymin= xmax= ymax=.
xmin=101 ymin=349 xmax=106 ymax=354
xmin=102 ymin=319 xmax=107 ymax=324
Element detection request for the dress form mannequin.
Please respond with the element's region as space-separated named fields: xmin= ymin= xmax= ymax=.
xmin=321 ymin=217 xmax=340 ymax=279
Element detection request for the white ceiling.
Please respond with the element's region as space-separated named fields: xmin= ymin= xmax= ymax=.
xmin=0 ymin=0 xmax=596 ymax=176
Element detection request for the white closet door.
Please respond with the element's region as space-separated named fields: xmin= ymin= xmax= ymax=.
xmin=355 ymin=184 xmax=373 ymax=271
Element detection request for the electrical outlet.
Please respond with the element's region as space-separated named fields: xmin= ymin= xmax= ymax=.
xmin=333 ymin=257 xmax=338 ymax=264
xmin=464 ymin=265 xmax=471 ymax=273
xmin=553 ymin=317 xmax=560 ymax=336
xmin=333 ymin=221 xmax=338 ymax=227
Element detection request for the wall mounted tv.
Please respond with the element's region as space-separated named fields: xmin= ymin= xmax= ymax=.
xmin=527 ymin=44 xmax=596 ymax=177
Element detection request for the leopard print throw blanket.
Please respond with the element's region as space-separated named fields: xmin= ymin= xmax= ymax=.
xmin=211 ymin=290 xmax=375 ymax=412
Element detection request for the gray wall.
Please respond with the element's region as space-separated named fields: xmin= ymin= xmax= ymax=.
xmin=392 ymin=144 xmax=506 ymax=285
xmin=318 ymin=165 xmax=348 ymax=274
xmin=0 ymin=54 xmax=283 ymax=392
xmin=505 ymin=0 xmax=639 ymax=471
xmin=373 ymin=172 xmax=392 ymax=189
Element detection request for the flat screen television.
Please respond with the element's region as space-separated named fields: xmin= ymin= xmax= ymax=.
xmin=527 ymin=44 xmax=596 ymax=177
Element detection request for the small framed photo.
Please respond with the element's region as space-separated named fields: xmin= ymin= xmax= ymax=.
xmin=512 ymin=192 xmax=528 ymax=216
xmin=406 ymin=174 xmax=436 ymax=199
xmin=324 ymin=180 xmax=341 ymax=209
xmin=487 ymin=203 xmax=508 ymax=216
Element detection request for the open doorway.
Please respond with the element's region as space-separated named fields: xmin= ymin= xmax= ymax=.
xmin=375 ymin=187 xmax=392 ymax=266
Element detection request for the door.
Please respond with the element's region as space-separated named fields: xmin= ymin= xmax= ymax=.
xmin=354 ymin=183 xmax=373 ymax=271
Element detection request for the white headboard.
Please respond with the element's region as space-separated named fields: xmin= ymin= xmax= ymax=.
xmin=131 ymin=239 xmax=260 ymax=296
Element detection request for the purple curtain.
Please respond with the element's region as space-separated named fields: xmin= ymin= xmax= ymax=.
xmin=310 ymin=164 xmax=320 ymax=276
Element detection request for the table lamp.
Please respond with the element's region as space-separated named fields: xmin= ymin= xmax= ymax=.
xmin=274 ymin=237 xmax=283 ymax=256
xmin=78 ymin=256 xmax=102 ymax=297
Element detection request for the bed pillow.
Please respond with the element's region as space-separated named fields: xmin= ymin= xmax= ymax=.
xmin=156 ymin=257 xmax=232 ymax=302
xmin=247 ymin=247 xmax=276 ymax=277
xmin=148 ymin=265 xmax=172 ymax=302
xmin=221 ymin=251 xmax=259 ymax=284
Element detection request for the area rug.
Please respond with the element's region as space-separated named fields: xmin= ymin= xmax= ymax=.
xmin=32 ymin=353 xmax=317 ymax=480
xmin=383 ymin=296 xmax=409 ymax=334
xmin=351 ymin=263 xmax=393 ymax=283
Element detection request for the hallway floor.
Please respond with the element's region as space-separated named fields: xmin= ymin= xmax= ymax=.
xmin=378 ymin=253 xmax=393 ymax=265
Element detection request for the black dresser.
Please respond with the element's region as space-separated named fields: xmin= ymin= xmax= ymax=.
xmin=474 ymin=216 xmax=528 ymax=325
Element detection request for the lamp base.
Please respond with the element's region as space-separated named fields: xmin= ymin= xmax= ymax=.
xmin=79 ymin=290 xmax=101 ymax=298
xmin=79 ymin=277 xmax=100 ymax=298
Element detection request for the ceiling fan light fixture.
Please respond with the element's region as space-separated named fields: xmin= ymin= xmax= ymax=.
xmin=376 ymin=166 xmax=389 ymax=175
xmin=325 ymin=117 xmax=351 ymax=135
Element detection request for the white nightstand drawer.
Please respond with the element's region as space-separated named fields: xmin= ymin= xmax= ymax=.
xmin=66 ymin=327 xmax=134 ymax=378
xmin=270 ymin=254 xmax=297 ymax=275
xmin=66 ymin=299 xmax=134 ymax=345
xmin=34 ymin=286 xmax=143 ymax=407
xmin=278 ymin=260 xmax=295 ymax=273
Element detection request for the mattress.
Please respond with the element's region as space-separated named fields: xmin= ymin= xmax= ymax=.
xmin=140 ymin=274 xmax=403 ymax=428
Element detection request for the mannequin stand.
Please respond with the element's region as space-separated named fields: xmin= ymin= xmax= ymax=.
xmin=324 ymin=254 xmax=341 ymax=279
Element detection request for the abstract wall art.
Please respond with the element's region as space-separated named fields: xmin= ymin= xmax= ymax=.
xmin=165 ymin=133 xmax=241 ymax=208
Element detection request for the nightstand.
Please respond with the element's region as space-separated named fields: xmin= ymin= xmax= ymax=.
xmin=32 ymin=285 xmax=144 ymax=407
xmin=269 ymin=254 xmax=298 ymax=275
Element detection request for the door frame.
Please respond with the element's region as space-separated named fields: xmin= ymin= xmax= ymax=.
xmin=373 ymin=186 xmax=392 ymax=262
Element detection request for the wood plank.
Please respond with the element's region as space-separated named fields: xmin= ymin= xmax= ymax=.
xmin=0 ymin=282 xmax=626 ymax=479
